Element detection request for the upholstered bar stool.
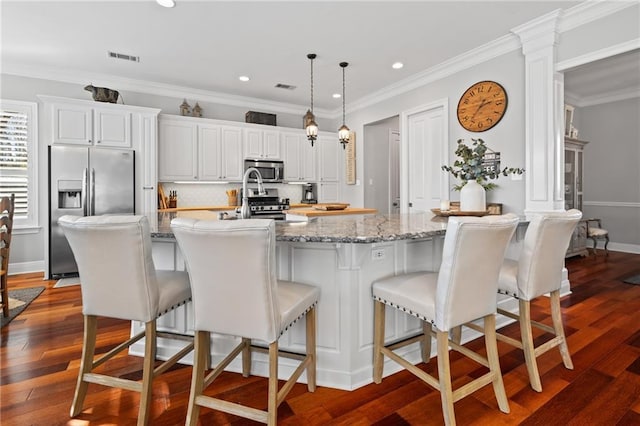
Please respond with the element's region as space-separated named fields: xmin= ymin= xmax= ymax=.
xmin=171 ymin=218 xmax=319 ymax=426
xmin=490 ymin=209 xmax=582 ymax=392
xmin=0 ymin=194 xmax=15 ymax=318
xmin=372 ymin=214 xmax=518 ymax=426
xmin=58 ymin=215 xmax=194 ymax=426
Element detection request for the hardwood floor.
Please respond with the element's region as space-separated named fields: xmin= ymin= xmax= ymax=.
xmin=1 ymin=252 xmax=640 ymax=425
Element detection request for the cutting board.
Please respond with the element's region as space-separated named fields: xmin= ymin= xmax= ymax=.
xmin=314 ymin=203 xmax=349 ymax=211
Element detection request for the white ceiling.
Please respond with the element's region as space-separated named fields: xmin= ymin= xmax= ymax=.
xmin=5 ymin=0 xmax=631 ymax=115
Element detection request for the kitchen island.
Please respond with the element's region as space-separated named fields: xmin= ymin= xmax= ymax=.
xmin=139 ymin=212 xmax=525 ymax=390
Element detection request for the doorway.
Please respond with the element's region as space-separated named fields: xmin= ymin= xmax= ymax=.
xmin=363 ymin=116 xmax=400 ymax=214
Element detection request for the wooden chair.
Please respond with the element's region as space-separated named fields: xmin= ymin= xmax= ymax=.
xmin=372 ymin=214 xmax=518 ymax=426
xmin=171 ymin=218 xmax=319 ymax=426
xmin=1 ymin=194 xmax=15 ymax=317
xmin=489 ymin=210 xmax=582 ymax=392
xmin=58 ymin=215 xmax=194 ymax=425
xmin=586 ymin=218 xmax=609 ymax=255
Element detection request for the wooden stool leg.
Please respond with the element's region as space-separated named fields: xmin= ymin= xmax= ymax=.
xmin=70 ymin=315 xmax=98 ymax=417
xmin=436 ymin=330 xmax=456 ymax=426
xmin=241 ymin=337 xmax=251 ymax=378
xmin=422 ymin=321 xmax=432 ymax=363
xmin=450 ymin=325 xmax=462 ymax=345
xmin=267 ymin=341 xmax=279 ymax=426
xmin=186 ymin=331 xmax=208 ymax=426
xmin=137 ymin=321 xmax=157 ymax=426
xmin=1 ymin=273 xmax=9 ymax=318
xmin=373 ymin=300 xmax=385 ymax=383
xmin=484 ymin=314 xmax=509 ymax=414
xmin=306 ymin=306 xmax=317 ymax=392
xmin=550 ymin=290 xmax=573 ymax=370
xmin=519 ymin=299 xmax=542 ymax=392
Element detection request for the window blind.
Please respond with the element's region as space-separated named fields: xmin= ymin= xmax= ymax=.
xmin=0 ymin=109 xmax=29 ymax=218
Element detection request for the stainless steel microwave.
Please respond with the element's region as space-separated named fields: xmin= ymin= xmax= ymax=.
xmin=244 ymin=159 xmax=284 ymax=182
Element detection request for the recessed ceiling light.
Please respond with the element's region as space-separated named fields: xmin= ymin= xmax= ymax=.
xmin=239 ymin=76 xmax=250 ymax=82
xmin=392 ymin=62 xmax=404 ymax=69
xmin=156 ymin=0 xmax=175 ymax=8
xmin=332 ymin=93 xmax=341 ymax=98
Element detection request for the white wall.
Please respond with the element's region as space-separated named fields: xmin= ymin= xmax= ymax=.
xmin=574 ymin=97 xmax=640 ymax=249
xmin=343 ymin=49 xmax=528 ymax=214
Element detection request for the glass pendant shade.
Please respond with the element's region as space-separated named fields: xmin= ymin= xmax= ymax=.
xmin=338 ymin=124 xmax=350 ymax=148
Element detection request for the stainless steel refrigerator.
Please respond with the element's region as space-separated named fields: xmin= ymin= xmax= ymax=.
xmin=48 ymin=145 xmax=135 ymax=278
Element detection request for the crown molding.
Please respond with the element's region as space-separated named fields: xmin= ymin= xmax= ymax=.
xmin=347 ymin=33 xmax=521 ymax=114
xmin=558 ymin=0 xmax=638 ymax=33
xmin=556 ymin=38 xmax=640 ymax=71
xmin=567 ymin=87 xmax=640 ymax=108
xmin=1 ymin=63 xmax=336 ymax=119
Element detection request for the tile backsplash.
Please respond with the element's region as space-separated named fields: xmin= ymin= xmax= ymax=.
xmin=160 ymin=183 xmax=306 ymax=208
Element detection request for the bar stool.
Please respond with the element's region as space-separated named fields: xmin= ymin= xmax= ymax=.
xmin=492 ymin=209 xmax=582 ymax=392
xmin=0 ymin=194 xmax=15 ymax=318
xmin=372 ymin=214 xmax=518 ymax=426
xmin=171 ymin=218 xmax=319 ymax=426
xmin=58 ymin=215 xmax=194 ymax=425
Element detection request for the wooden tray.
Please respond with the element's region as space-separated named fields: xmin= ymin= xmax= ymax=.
xmin=431 ymin=208 xmax=489 ymax=217
xmin=314 ymin=203 xmax=349 ymax=211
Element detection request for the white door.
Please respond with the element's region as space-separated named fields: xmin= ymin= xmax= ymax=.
xmin=403 ymin=102 xmax=447 ymax=213
xmin=221 ymin=126 xmax=243 ymax=181
xmin=199 ymin=124 xmax=222 ymax=180
xmin=93 ymin=108 xmax=131 ymax=147
xmin=158 ymin=120 xmax=197 ymax=181
xmin=389 ymin=130 xmax=400 ymax=214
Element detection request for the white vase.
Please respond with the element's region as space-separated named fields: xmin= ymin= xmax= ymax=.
xmin=460 ymin=180 xmax=486 ymax=211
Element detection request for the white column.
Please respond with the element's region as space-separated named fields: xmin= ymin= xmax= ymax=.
xmin=512 ymin=10 xmax=564 ymax=216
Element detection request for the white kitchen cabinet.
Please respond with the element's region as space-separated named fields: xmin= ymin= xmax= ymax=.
xmin=198 ymin=124 xmax=243 ymax=181
xmin=318 ymin=182 xmax=340 ymax=203
xmin=243 ymin=128 xmax=280 ymax=159
xmin=158 ymin=119 xmax=198 ymax=181
xmin=282 ymin=131 xmax=316 ymax=182
xmin=158 ymin=116 xmax=243 ymax=182
xmin=51 ymin=102 xmax=131 ymax=147
xmin=140 ymin=113 xmax=159 ymax=231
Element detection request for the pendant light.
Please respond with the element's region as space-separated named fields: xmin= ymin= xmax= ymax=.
xmin=304 ymin=53 xmax=318 ymax=147
xmin=338 ymin=62 xmax=350 ymax=149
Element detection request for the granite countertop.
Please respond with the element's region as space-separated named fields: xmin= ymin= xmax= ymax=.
xmin=152 ymin=211 xmax=449 ymax=243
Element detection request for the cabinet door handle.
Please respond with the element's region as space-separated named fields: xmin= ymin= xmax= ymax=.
xmin=143 ymin=186 xmax=154 ymax=190
xmin=96 ymin=140 xmax=101 ymax=144
xmin=87 ymin=139 xmax=92 ymax=144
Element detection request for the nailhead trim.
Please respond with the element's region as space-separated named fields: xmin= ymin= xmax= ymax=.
xmin=497 ymin=289 xmax=519 ymax=299
xmin=279 ymin=301 xmax=318 ymax=337
xmin=157 ymin=297 xmax=192 ymax=318
xmin=372 ymin=295 xmax=434 ymax=325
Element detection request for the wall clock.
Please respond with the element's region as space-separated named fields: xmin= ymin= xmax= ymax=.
xmin=457 ymin=80 xmax=508 ymax=132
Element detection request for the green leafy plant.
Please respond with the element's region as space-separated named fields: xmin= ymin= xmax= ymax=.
xmin=441 ymin=138 xmax=524 ymax=191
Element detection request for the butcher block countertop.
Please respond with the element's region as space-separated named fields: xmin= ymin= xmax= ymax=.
xmin=286 ymin=207 xmax=377 ymax=217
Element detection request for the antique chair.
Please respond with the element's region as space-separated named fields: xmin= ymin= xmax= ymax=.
xmin=171 ymin=218 xmax=319 ymax=426
xmin=58 ymin=215 xmax=194 ymax=425
xmin=1 ymin=194 xmax=15 ymax=317
xmin=489 ymin=210 xmax=582 ymax=392
xmin=586 ymin=218 xmax=609 ymax=255
xmin=372 ymin=214 xmax=518 ymax=426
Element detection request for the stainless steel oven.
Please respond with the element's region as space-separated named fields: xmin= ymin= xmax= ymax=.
xmin=244 ymin=159 xmax=284 ymax=183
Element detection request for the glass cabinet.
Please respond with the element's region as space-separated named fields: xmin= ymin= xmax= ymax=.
xmin=565 ymin=137 xmax=588 ymax=257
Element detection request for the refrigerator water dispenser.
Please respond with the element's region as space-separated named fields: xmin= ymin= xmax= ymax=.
xmin=57 ymin=180 xmax=82 ymax=209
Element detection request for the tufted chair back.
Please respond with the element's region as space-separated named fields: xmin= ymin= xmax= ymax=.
xmin=435 ymin=214 xmax=518 ymax=331
xmin=515 ymin=209 xmax=582 ymax=300
xmin=58 ymin=215 xmax=159 ymax=322
xmin=171 ymin=218 xmax=281 ymax=343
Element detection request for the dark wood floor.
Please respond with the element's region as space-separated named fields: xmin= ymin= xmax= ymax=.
xmin=1 ymin=251 xmax=640 ymax=425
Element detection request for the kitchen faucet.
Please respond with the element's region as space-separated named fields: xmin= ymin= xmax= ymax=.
xmin=240 ymin=167 xmax=266 ymax=219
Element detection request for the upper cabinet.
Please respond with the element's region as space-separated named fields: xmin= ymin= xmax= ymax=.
xmin=318 ymin=134 xmax=340 ymax=182
xmin=281 ymin=131 xmax=316 ymax=182
xmin=243 ymin=128 xmax=280 ymax=160
xmin=51 ymin=101 xmax=131 ymax=147
xmin=158 ymin=116 xmax=243 ymax=182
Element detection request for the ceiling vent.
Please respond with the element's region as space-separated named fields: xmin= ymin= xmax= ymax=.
xmin=108 ymin=51 xmax=140 ymax=62
xmin=275 ymin=83 xmax=296 ymax=90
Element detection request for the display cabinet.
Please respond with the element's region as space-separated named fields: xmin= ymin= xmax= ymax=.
xmin=565 ymin=137 xmax=589 ymax=257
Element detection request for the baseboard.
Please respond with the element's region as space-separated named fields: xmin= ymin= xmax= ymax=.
xmin=608 ymin=242 xmax=640 ymax=254
xmin=8 ymin=261 xmax=45 ymax=275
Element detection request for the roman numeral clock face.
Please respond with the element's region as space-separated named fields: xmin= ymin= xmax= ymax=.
xmin=457 ymin=81 xmax=508 ymax=132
